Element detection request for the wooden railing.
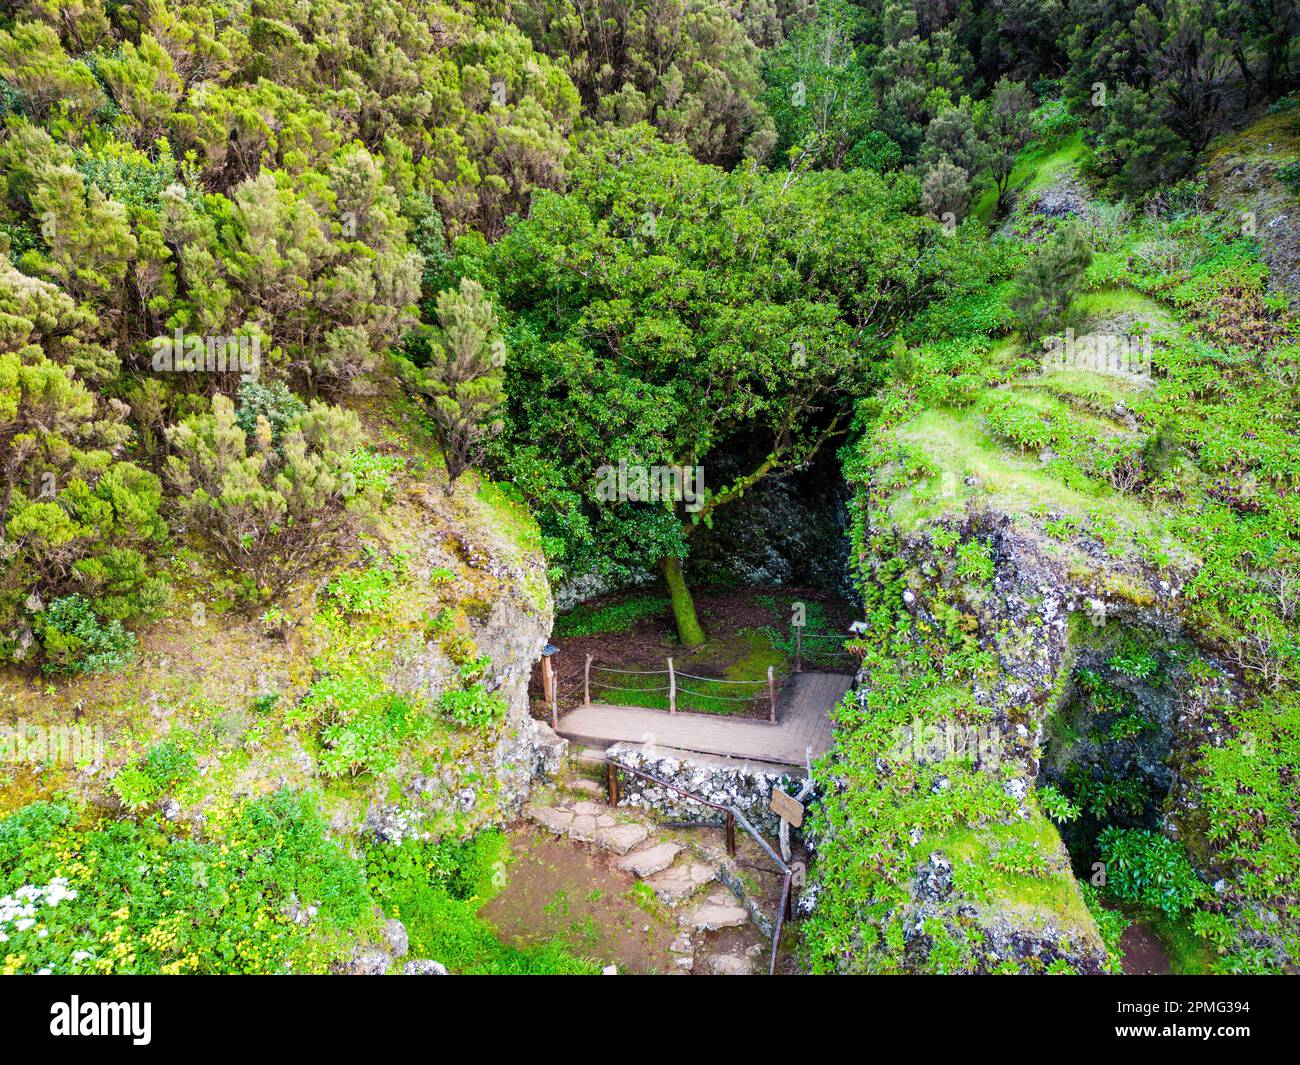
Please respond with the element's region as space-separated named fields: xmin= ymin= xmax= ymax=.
xmin=605 ymin=755 xmax=796 ymax=975
xmin=583 ymin=654 xmax=780 ymax=723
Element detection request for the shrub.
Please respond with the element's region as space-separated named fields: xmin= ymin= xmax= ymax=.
xmin=437 ymin=682 xmax=507 ymax=730
xmin=982 ymin=395 xmax=1056 ymax=451
xmin=326 ymin=560 xmax=396 ymax=616
xmin=36 ymin=594 xmax=137 ymax=674
xmin=1010 ymin=224 xmax=1093 ymax=341
xmin=233 ymin=379 xmax=307 ymax=448
xmin=165 ymin=394 xmax=376 ymax=598
xmin=1098 ymin=828 xmax=1206 ymax=917
xmin=395 ymin=278 xmax=506 ymax=492
xmin=0 ymin=792 xmax=372 ymax=974
xmin=290 ymin=674 xmax=426 ymax=779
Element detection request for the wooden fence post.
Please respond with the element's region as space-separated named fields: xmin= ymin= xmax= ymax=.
xmin=583 ymin=654 xmax=593 ymax=706
xmin=795 ymin=626 xmax=803 ymax=672
xmin=667 ymin=657 xmax=676 ymax=714
xmin=606 ymin=761 xmax=618 ymax=807
xmin=768 ymin=665 xmax=777 ymax=724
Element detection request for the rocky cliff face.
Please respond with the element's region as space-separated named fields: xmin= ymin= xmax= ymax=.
xmin=828 ymin=494 xmax=1252 ymax=972
xmin=0 ymin=449 xmax=566 ymax=846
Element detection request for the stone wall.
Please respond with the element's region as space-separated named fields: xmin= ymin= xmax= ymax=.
xmin=607 ymin=743 xmax=808 ymax=839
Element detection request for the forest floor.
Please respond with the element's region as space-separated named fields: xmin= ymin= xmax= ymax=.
xmin=535 ymin=585 xmax=858 ymax=719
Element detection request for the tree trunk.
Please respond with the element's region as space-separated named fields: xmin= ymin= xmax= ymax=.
xmin=659 ymin=555 xmax=706 ymax=648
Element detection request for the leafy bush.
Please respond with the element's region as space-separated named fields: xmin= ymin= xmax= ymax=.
xmin=1009 ymin=224 xmax=1093 ymax=340
xmin=36 ymin=594 xmax=137 ymax=675
xmin=0 ymin=792 xmax=372 ymax=974
xmin=326 ymin=560 xmax=396 ymax=616
xmin=110 ymin=740 xmax=196 ymax=811
xmin=1275 ymin=161 xmax=1300 ymax=196
xmin=1098 ymin=828 xmax=1206 ymax=917
xmin=437 ymin=682 xmax=507 ymax=730
xmin=165 ymin=395 xmax=377 ymax=598
xmin=233 ymin=379 xmax=307 ymax=448
xmin=290 ymin=674 xmax=427 ymax=779
xmin=954 ymin=540 xmax=995 ymax=584
xmin=1038 ymin=784 xmax=1080 ymax=824
xmin=364 ymin=830 xmax=597 ymax=975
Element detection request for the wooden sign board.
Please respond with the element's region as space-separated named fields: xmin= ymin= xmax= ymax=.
xmin=770 ymin=788 xmax=804 ymax=828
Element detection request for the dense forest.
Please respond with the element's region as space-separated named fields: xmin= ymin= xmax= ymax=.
xmin=0 ymin=0 xmax=1298 ymax=981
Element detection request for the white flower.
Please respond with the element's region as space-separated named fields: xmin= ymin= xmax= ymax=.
xmin=14 ymin=918 xmax=35 ymax=932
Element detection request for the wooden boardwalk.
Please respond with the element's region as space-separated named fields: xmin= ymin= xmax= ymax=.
xmin=554 ymin=671 xmax=853 ymax=773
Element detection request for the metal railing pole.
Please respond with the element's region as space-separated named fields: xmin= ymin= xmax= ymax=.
xmin=769 ymin=869 xmax=793 ymax=976
xmin=768 ymin=665 xmax=777 ymax=723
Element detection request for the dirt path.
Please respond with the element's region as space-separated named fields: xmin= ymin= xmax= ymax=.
xmin=1119 ymin=922 xmax=1173 ymax=975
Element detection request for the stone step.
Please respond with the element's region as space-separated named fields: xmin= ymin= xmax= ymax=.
xmin=646 ymin=859 xmax=716 ymax=905
xmin=524 ymin=802 xmax=574 ymax=836
xmin=561 ymin=777 xmax=606 ymax=800
xmin=617 ymin=842 xmax=682 ymax=878
xmin=593 ymin=822 xmax=650 ymax=855
xmin=575 ymin=747 xmax=607 ymax=765
xmin=686 ymin=892 xmax=750 ymax=932
xmin=707 ymin=954 xmax=753 ymax=976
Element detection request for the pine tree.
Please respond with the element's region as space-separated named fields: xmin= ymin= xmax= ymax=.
xmin=397 ymin=278 xmax=506 ymax=493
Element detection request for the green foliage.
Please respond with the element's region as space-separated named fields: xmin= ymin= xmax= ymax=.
xmin=954 ymin=539 xmax=994 ymax=585
xmin=1079 ymin=881 xmax=1129 ymax=975
xmin=1038 ymin=784 xmax=1081 ymax=825
xmin=487 ymin=124 xmax=944 ymax=600
xmin=1098 ymin=828 xmax=1206 ymax=918
xmin=395 ymin=278 xmax=506 ymax=491
xmin=364 ymin=829 xmax=597 ymax=974
xmin=165 ymin=394 xmax=375 ymax=598
xmin=437 ymin=682 xmax=507 ymax=730
xmin=326 ymin=559 xmax=397 ymax=616
xmin=0 ymin=792 xmax=372 ymax=974
xmin=234 ymin=380 xmax=307 ymax=449
xmin=36 ymin=594 xmax=137 ymax=675
xmin=290 ymin=674 xmax=428 ymax=779
xmin=1010 ymin=223 xmax=1093 ymax=340
xmin=515 ymin=0 xmax=771 ymax=167
xmin=553 ymin=595 xmax=669 ymax=637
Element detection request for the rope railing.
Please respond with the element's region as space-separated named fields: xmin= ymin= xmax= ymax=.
xmin=583 ymin=653 xmax=781 ymax=723
xmin=791 ymin=625 xmax=860 ymax=673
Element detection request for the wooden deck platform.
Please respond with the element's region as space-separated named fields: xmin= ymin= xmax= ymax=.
xmin=554 ymin=671 xmax=853 ymax=772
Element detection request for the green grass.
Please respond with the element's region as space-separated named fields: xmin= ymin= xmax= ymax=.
xmin=367 ymin=830 xmax=600 ymax=975
xmin=890 ymin=405 xmax=1158 ymax=535
xmin=1069 ymin=286 xmax=1175 ymax=330
xmin=554 ymin=594 xmax=670 ymax=637
xmin=590 ymin=663 xmax=771 ymax=716
xmin=973 ymin=131 xmax=1086 ymax=223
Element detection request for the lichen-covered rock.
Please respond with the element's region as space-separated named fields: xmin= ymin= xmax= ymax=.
xmin=607 ymin=743 xmax=807 ymax=838
xmin=385 ymin=919 xmax=409 ymax=959
xmin=403 ymin=959 xmax=448 ymax=975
